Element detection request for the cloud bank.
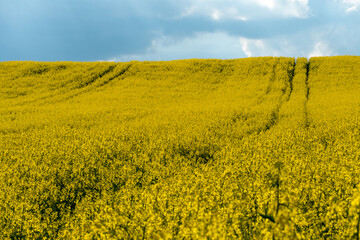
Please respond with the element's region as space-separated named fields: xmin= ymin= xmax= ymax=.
xmin=0 ymin=0 xmax=359 ymax=61
xmin=177 ymin=0 xmax=311 ymax=20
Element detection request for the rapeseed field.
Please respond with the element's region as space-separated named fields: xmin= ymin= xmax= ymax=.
xmin=1 ymin=56 xmax=360 ymax=239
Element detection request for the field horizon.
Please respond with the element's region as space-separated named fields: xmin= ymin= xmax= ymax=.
xmin=3 ymin=55 xmax=358 ymax=63
xmin=1 ymin=56 xmax=360 ymax=239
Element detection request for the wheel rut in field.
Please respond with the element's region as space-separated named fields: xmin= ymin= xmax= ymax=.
xmin=287 ymin=59 xmax=296 ymax=102
xmin=304 ymin=60 xmax=310 ymax=127
xmin=55 ymin=63 xmax=133 ymax=103
xmin=229 ymin=58 xmax=296 ymax=135
xmin=79 ymin=65 xmax=117 ymax=88
xmin=47 ymin=64 xmax=120 ymax=103
xmin=42 ymin=63 xmax=133 ymax=104
xmin=98 ymin=63 xmax=133 ymax=87
xmin=264 ymin=58 xmax=280 ymax=95
xmin=263 ymin=58 xmax=296 ymax=132
xmin=11 ymin=65 xmax=118 ymax=107
xmin=233 ymin=59 xmax=284 ymax=135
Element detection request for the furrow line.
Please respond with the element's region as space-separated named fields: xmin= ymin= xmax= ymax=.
xmin=262 ymin=59 xmax=296 ymax=132
xmin=287 ymin=59 xmax=296 ymax=102
xmin=99 ymin=63 xmax=133 ymax=87
xmin=78 ymin=65 xmax=117 ymax=88
xmin=47 ymin=64 xmax=120 ymax=104
xmin=304 ymin=60 xmax=310 ymax=127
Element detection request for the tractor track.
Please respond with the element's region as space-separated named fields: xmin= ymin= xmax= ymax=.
xmin=262 ymin=58 xmax=296 ymax=132
xmin=9 ymin=63 xmax=134 ymax=107
xmin=98 ymin=63 xmax=133 ymax=87
xmin=304 ymin=60 xmax=310 ymax=127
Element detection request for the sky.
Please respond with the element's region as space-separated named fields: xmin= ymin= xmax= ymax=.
xmin=1 ymin=0 xmax=360 ymax=62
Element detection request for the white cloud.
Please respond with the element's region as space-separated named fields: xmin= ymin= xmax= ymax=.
xmin=239 ymin=37 xmax=294 ymax=57
xmin=240 ymin=38 xmax=271 ymax=57
xmin=308 ymin=41 xmax=333 ymax=58
xmin=177 ymin=0 xmax=310 ymax=20
xmin=340 ymin=0 xmax=360 ymax=12
xmin=238 ymin=31 xmax=335 ymax=59
xmin=345 ymin=5 xmax=359 ymax=12
xmin=112 ymin=32 xmax=246 ymax=61
xmin=211 ymin=9 xmax=221 ymax=20
xmin=342 ymin=0 xmax=360 ymax=4
xmin=179 ymin=3 xmax=248 ymax=21
xmin=110 ymin=28 xmax=338 ymax=62
xmin=239 ymin=38 xmax=253 ymax=57
xmin=251 ymin=0 xmax=276 ymax=10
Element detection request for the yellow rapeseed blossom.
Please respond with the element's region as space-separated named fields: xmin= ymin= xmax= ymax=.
xmin=1 ymin=57 xmax=360 ymax=239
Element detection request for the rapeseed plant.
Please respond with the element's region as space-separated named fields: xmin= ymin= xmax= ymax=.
xmin=1 ymin=57 xmax=360 ymax=239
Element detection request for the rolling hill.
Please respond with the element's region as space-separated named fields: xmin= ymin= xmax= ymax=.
xmin=1 ymin=56 xmax=360 ymax=239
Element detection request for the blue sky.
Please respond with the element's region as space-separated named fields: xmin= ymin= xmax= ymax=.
xmin=1 ymin=0 xmax=360 ymax=61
